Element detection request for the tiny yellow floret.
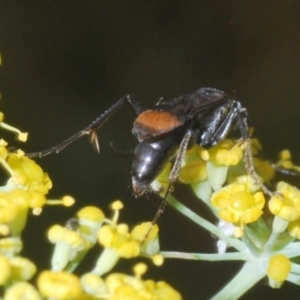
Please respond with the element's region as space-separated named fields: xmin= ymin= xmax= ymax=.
xmin=37 ymin=270 xmax=82 ymax=299
xmin=77 ymin=206 xmax=105 ymax=222
xmin=267 ymin=254 xmax=291 ymax=282
xmin=288 ymin=220 xmax=300 ymax=239
xmin=0 ymin=139 xmax=7 ymax=146
xmin=0 ymin=255 xmax=11 ymax=284
xmin=211 ymin=182 xmax=265 ymax=235
xmin=61 ymin=195 xmax=75 ymax=207
xmin=0 ymin=144 xmax=8 ymax=160
xmin=48 ymin=225 xmax=87 ymax=250
xmin=133 ymin=263 xmax=147 ymax=277
xmin=269 ymin=182 xmax=300 ymax=221
xmin=111 ymin=200 xmax=124 ymax=210
xmin=0 ymin=224 xmax=10 ymax=236
xmin=131 ymin=222 xmax=159 ymax=242
xmin=131 ymin=222 xmax=160 ymax=255
xmin=81 ymin=273 xmax=107 ymax=296
xmin=274 ymin=150 xmax=300 ymax=174
xmin=151 ymin=162 xmax=172 ymax=196
xmin=0 ymin=237 xmax=22 ymax=256
xmin=145 ymin=280 xmax=182 ymax=300
xmin=153 ymin=254 xmax=164 ymax=266
xmin=32 ymin=207 xmax=42 ymax=215
xmin=98 ymin=225 xmax=115 ymax=248
xmin=200 ymin=149 xmax=210 ymax=161
xmin=98 ymin=224 xmax=141 ymax=258
xmin=178 ymin=159 xmax=207 ymax=183
xmin=16 ymin=149 xmax=25 ymax=157
xmin=18 ymin=132 xmax=28 ymax=142
xmin=250 ymin=138 xmax=262 ymax=156
xmin=4 ymin=282 xmax=41 ymax=300
xmin=204 ymin=139 xmax=244 ymax=166
xmin=9 ymin=256 xmax=37 ymax=281
xmin=280 ymin=149 xmax=292 ymax=161
xmin=28 ymin=192 xmax=46 ymax=208
xmin=8 ymin=154 xmax=52 ymax=195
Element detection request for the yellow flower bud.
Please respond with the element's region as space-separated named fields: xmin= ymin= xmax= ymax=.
xmin=269 ymin=182 xmax=300 ymax=221
xmin=81 ymin=273 xmax=107 ymax=296
xmin=77 ymin=206 xmax=105 ymax=222
xmin=288 ymin=220 xmax=300 ymax=238
xmin=267 ymin=255 xmax=291 ymax=286
xmin=0 ymin=255 xmax=11 ymax=285
xmin=37 ymin=270 xmax=82 ymax=299
xmin=9 ymin=256 xmax=36 ymax=281
xmin=4 ymin=282 xmax=41 ymax=300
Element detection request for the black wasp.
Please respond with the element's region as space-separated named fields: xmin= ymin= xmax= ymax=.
xmin=26 ymin=88 xmax=268 ymax=230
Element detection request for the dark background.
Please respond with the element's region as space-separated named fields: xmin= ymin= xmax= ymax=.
xmin=1 ymin=2 xmax=300 ymax=299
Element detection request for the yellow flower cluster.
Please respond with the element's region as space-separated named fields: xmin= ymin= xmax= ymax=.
xmin=36 ymin=263 xmax=181 ymax=300
xmin=178 ymin=145 xmax=207 ymax=184
xmin=41 ymin=198 xmax=176 ymax=299
xmin=211 ymin=176 xmax=265 ymax=237
xmin=269 ymin=182 xmax=300 ymax=222
xmin=155 ymin=136 xmax=300 ymax=293
xmin=201 ymin=139 xmax=244 ymax=166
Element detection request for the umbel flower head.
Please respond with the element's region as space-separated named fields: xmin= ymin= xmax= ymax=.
xmin=44 ymin=200 xmax=179 ymax=299
xmin=0 ymin=116 xmax=76 ymax=241
xmin=0 ymin=115 xmax=73 ymax=298
xmin=155 ymin=137 xmax=300 ymax=299
xmin=1 ymin=81 xmax=300 ymax=299
xmin=81 ymin=263 xmax=181 ymax=300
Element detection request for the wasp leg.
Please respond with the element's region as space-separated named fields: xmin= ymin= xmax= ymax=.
xmin=26 ymin=95 xmax=143 ymax=158
xmin=202 ymin=104 xmax=242 ymax=146
xmin=142 ymin=129 xmax=192 ymax=244
xmin=234 ymin=108 xmax=277 ymax=197
xmin=168 ymin=129 xmax=193 ymax=184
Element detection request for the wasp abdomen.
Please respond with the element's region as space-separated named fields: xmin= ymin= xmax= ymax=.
xmin=131 ymin=129 xmax=184 ymax=196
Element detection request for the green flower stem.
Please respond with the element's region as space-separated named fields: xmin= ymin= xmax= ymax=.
xmin=273 ymin=234 xmax=294 ymax=251
xmin=246 ymin=218 xmax=270 ymax=244
xmin=241 ymin=231 xmax=260 ymax=257
xmin=273 ymin=240 xmax=298 ymax=257
xmin=287 ymin=272 xmax=300 ymax=285
xmin=291 ymin=262 xmax=300 ymax=274
xmin=264 ymin=217 xmax=289 ymax=252
xmin=161 ymin=251 xmax=250 ymax=261
xmin=264 ymin=231 xmax=281 ymax=253
xmin=167 ymin=195 xmax=246 ymax=252
xmin=211 ymin=261 xmax=266 ymax=300
xmin=91 ymin=248 xmax=119 ymax=276
xmin=255 ymin=217 xmax=271 ymax=237
xmin=65 ymin=250 xmax=88 ymax=272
